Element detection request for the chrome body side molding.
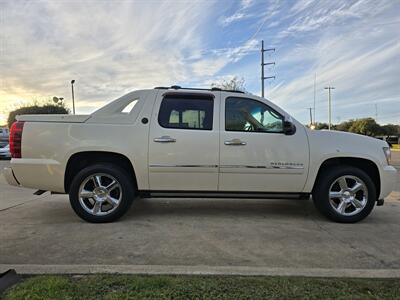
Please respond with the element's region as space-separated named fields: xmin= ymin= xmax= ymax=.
xmin=220 ymin=165 xmax=304 ymax=170
xmin=149 ymin=164 xmax=303 ymax=170
xmin=149 ymin=164 xmax=218 ymax=168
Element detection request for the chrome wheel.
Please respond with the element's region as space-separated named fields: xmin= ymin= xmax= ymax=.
xmin=78 ymin=173 xmax=122 ymax=216
xmin=329 ymin=175 xmax=368 ymax=216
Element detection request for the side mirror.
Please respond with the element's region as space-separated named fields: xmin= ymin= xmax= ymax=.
xmin=283 ymin=121 xmax=296 ymax=135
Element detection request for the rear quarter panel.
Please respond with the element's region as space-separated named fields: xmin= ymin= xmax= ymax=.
xmin=12 ymin=91 xmax=157 ymax=193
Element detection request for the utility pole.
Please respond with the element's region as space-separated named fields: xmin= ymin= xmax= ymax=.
xmin=375 ymin=104 xmax=378 ymax=123
xmin=324 ymin=86 xmax=335 ymax=130
xmin=307 ymin=107 xmax=313 ymax=125
xmin=313 ymin=73 xmax=316 ymax=124
xmin=71 ymin=80 xmax=76 ymax=115
xmin=261 ymin=40 xmax=275 ymax=98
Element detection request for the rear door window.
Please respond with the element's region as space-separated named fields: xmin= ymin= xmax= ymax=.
xmin=158 ymin=96 xmax=213 ymax=130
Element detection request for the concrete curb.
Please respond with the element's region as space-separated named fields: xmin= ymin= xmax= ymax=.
xmin=1 ymin=264 xmax=400 ymax=278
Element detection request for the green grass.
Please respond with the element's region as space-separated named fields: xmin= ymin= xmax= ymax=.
xmin=1 ymin=275 xmax=400 ymax=300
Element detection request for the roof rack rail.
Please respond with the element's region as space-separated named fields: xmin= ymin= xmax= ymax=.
xmin=154 ymin=86 xmax=245 ymax=94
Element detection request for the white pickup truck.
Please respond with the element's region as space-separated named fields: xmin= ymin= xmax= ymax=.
xmin=4 ymin=86 xmax=397 ymax=223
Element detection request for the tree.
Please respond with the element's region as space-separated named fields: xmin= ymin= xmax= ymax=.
xmin=314 ymin=118 xmax=399 ymax=139
xmin=7 ymin=101 xmax=69 ymax=128
xmin=348 ymin=118 xmax=383 ymax=136
xmin=336 ymin=120 xmax=353 ymax=132
xmin=314 ymin=122 xmax=329 ymax=130
xmin=211 ymin=76 xmax=246 ymax=92
xmin=381 ymin=124 xmax=400 ymax=136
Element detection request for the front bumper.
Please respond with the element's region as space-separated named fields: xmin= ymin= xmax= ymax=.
xmin=379 ymin=165 xmax=398 ymax=199
xmin=3 ymin=167 xmax=20 ymax=187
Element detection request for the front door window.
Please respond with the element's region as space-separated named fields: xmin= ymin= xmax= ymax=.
xmin=225 ymin=97 xmax=283 ymax=133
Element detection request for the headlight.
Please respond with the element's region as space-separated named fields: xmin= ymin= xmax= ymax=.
xmin=383 ymin=146 xmax=391 ymax=165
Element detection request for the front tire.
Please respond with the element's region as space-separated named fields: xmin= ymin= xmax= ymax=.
xmin=313 ymin=165 xmax=376 ymax=223
xmin=69 ymin=163 xmax=136 ymax=223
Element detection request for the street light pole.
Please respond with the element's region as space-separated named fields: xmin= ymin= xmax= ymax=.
xmin=71 ymin=80 xmax=76 ymax=115
xmin=324 ymin=86 xmax=335 ymax=130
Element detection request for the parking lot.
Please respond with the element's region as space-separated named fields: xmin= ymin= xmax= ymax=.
xmin=1 ymin=153 xmax=399 ymax=276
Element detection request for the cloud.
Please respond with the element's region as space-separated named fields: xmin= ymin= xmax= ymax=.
xmin=0 ymin=0 xmax=216 ymax=114
xmin=267 ymin=11 xmax=400 ymax=124
xmin=241 ymin=0 xmax=254 ymax=10
xmin=219 ymin=0 xmax=256 ymax=26
xmin=1 ymin=0 xmax=263 ymax=120
xmin=290 ymin=0 xmax=316 ymax=14
xmin=279 ymin=0 xmax=393 ymax=37
xmin=220 ymin=12 xmax=247 ymax=26
xmin=191 ymin=38 xmax=259 ymax=79
xmin=1 ymin=0 xmax=399 ymax=126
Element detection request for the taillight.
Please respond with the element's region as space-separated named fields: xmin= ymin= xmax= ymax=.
xmin=9 ymin=121 xmax=25 ymax=158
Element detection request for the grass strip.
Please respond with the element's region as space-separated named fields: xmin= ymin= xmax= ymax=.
xmin=1 ymin=274 xmax=400 ymax=300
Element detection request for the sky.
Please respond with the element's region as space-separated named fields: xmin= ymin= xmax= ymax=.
xmin=0 ymin=0 xmax=399 ymax=126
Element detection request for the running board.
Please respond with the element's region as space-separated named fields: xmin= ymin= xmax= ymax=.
xmin=141 ymin=191 xmax=310 ymax=200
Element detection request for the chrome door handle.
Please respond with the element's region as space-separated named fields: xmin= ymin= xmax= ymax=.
xmin=224 ymin=139 xmax=246 ymax=146
xmin=154 ymin=136 xmax=176 ymax=143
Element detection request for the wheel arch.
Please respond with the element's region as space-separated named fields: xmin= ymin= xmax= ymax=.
xmin=64 ymin=151 xmax=137 ymax=193
xmin=313 ymin=157 xmax=380 ymax=199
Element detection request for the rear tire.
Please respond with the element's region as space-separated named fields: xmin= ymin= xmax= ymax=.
xmin=69 ymin=163 xmax=136 ymax=223
xmin=313 ymin=165 xmax=376 ymax=223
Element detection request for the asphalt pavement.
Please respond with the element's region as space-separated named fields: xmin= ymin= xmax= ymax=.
xmin=0 ymin=153 xmax=399 ymax=276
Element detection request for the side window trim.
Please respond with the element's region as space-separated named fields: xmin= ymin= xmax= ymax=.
xmin=224 ymin=96 xmax=284 ymax=134
xmin=158 ymin=95 xmax=214 ymax=131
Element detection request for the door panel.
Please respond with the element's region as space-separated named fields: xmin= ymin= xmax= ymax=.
xmin=149 ymin=92 xmax=219 ymax=190
xmin=219 ymin=96 xmax=309 ymax=192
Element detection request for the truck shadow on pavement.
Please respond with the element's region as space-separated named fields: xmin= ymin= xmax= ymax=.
xmin=4 ymin=194 xmax=392 ymax=225
xmin=124 ymin=198 xmax=324 ymax=221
